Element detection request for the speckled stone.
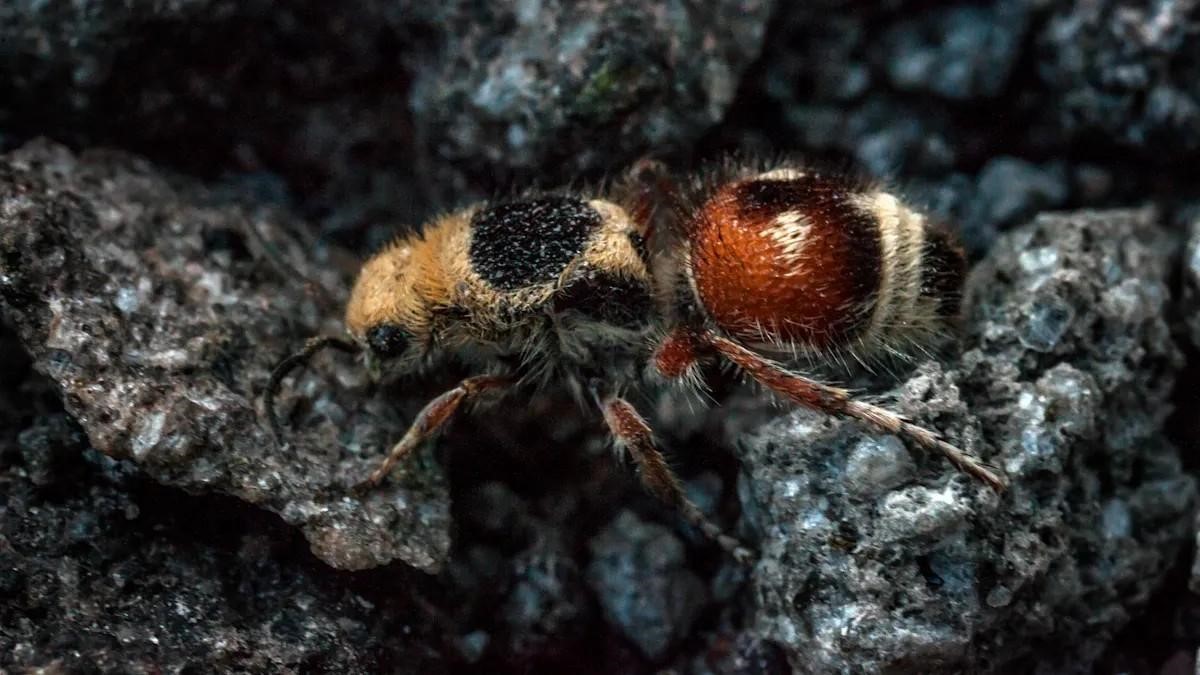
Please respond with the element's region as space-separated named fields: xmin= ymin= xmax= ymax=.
xmin=586 ymin=510 xmax=708 ymax=660
xmin=1038 ymin=0 xmax=1200 ymax=154
xmin=0 ymin=140 xmax=450 ymax=572
xmin=0 ymin=0 xmax=774 ymax=243
xmin=0 ymin=446 xmax=446 ymax=673
xmin=409 ymin=0 xmax=773 ymax=200
xmin=1184 ymin=219 xmax=1200 ymax=352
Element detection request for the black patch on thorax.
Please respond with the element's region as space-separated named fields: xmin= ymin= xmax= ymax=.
xmin=552 ymin=270 xmax=653 ymax=329
xmin=469 ymin=197 xmax=601 ymax=291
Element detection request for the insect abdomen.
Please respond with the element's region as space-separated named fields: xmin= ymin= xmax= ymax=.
xmin=918 ymin=225 xmax=966 ymax=320
xmin=686 ymin=171 xmax=881 ymax=351
xmin=685 ymin=170 xmax=964 ymax=357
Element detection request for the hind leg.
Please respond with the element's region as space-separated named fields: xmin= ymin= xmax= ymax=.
xmin=701 ymin=331 xmax=1005 ymax=491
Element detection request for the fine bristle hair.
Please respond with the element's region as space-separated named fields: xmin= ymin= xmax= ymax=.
xmin=373 ymin=170 xmax=568 ymax=263
xmin=264 ymin=336 xmax=361 ymax=444
xmin=669 ymin=153 xmax=876 ymax=236
xmin=485 ymin=167 xmax=606 ymax=215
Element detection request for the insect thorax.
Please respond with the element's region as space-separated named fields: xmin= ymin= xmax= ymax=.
xmin=440 ymin=195 xmax=658 ymax=387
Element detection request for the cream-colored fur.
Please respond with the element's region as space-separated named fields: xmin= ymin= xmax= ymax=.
xmin=343 ymin=198 xmax=656 ymax=383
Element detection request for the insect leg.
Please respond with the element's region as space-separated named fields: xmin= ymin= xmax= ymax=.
xmin=354 ymin=374 xmax=512 ymax=492
xmin=702 ymin=331 xmax=1006 ymax=492
xmin=265 ymin=336 xmax=361 ymax=444
xmin=650 ymin=326 xmax=709 ymax=387
xmin=618 ymin=157 xmax=677 ymax=241
xmin=596 ymin=393 xmax=754 ymax=565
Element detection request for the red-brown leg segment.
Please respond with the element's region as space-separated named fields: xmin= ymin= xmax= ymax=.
xmin=354 ymin=375 xmax=512 ymax=493
xmin=598 ymin=395 xmax=754 ymax=565
xmin=652 ymin=326 xmax=706 ymax=381
xmin=620 ymin=157 xmax=677 ymax=241
xmin=701 ymin=331 xmax=1006 ymax=492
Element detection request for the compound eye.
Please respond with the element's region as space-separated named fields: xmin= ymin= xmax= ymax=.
xmin=365 ymin=324 xmax=410 ymax=360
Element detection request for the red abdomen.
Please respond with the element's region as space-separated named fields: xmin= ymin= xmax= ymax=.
xmin=685 ymin=172 xmax=882 ymax=352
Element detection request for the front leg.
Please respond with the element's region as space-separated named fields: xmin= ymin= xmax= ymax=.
xmin=597 ymin=393 xmax=754 ymax=565
xmin=354 ymin=375 xmax=512 ymax=492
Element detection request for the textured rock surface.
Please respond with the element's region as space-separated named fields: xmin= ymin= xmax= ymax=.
xmin=731 ymin=0 xmax=1200 ymax=258
xmin=0 ymin=442 xmax=447 ymax=674
xmin=0 ymin=141 xmax=450 ymax=572
xmin=1185 ymin=219 xmax=1200 ymax=352
xmin=409 ymin=0 xmax=773 ymax=197
xmin=586 ymin=510 xmax=708 ymax=660
xmin=1038 ymin=0 xmax=1200 ymax=154
xmin=739 ymin=209 xmax=1195 ymax=672
xmin=0 ymin=0 xmax=417 ymax=237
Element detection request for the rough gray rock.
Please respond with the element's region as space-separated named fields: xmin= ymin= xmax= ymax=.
xmin=971 ymin=157 xmax=1070 ymax=232
xmin=756 ymin=0 xmax=1032 ymax=160
xmin=1184 ymin=219 xmax=1200 ymax=352
xmin=0 ymin=443 xmax=447 ymax=674
xmin=738 ymin=209 xmax=1195 ymax=673
xmin=678 ymin=626 xmax=790 ymax=675
xmin=1037 ymin=0 xmax=1200 ymax=154
xmin=410 ymin=0 xmax=773 ymax=197
xmin=736 ymin=1 xmax=1045 ymax=257
xmin=499 ymin=538 xmax=590 ymax=660
xmin=586 ymin=510 xmax=709 ymax=660
xmin=882 ymin=1 xmax=1030 ymax=101
xmin=0 ymin=0 xmax=244 ymax=104
xmin=450 ymin=478 xmax=600 ymax=667
xmin=0 ymin=140 xmax=450 ymax=572
xmin=0 ymin=1 xmax=423 ymax=236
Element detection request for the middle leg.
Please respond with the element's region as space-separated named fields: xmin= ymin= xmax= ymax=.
xmin=596 ymin=393 xmax=753 ymax=565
